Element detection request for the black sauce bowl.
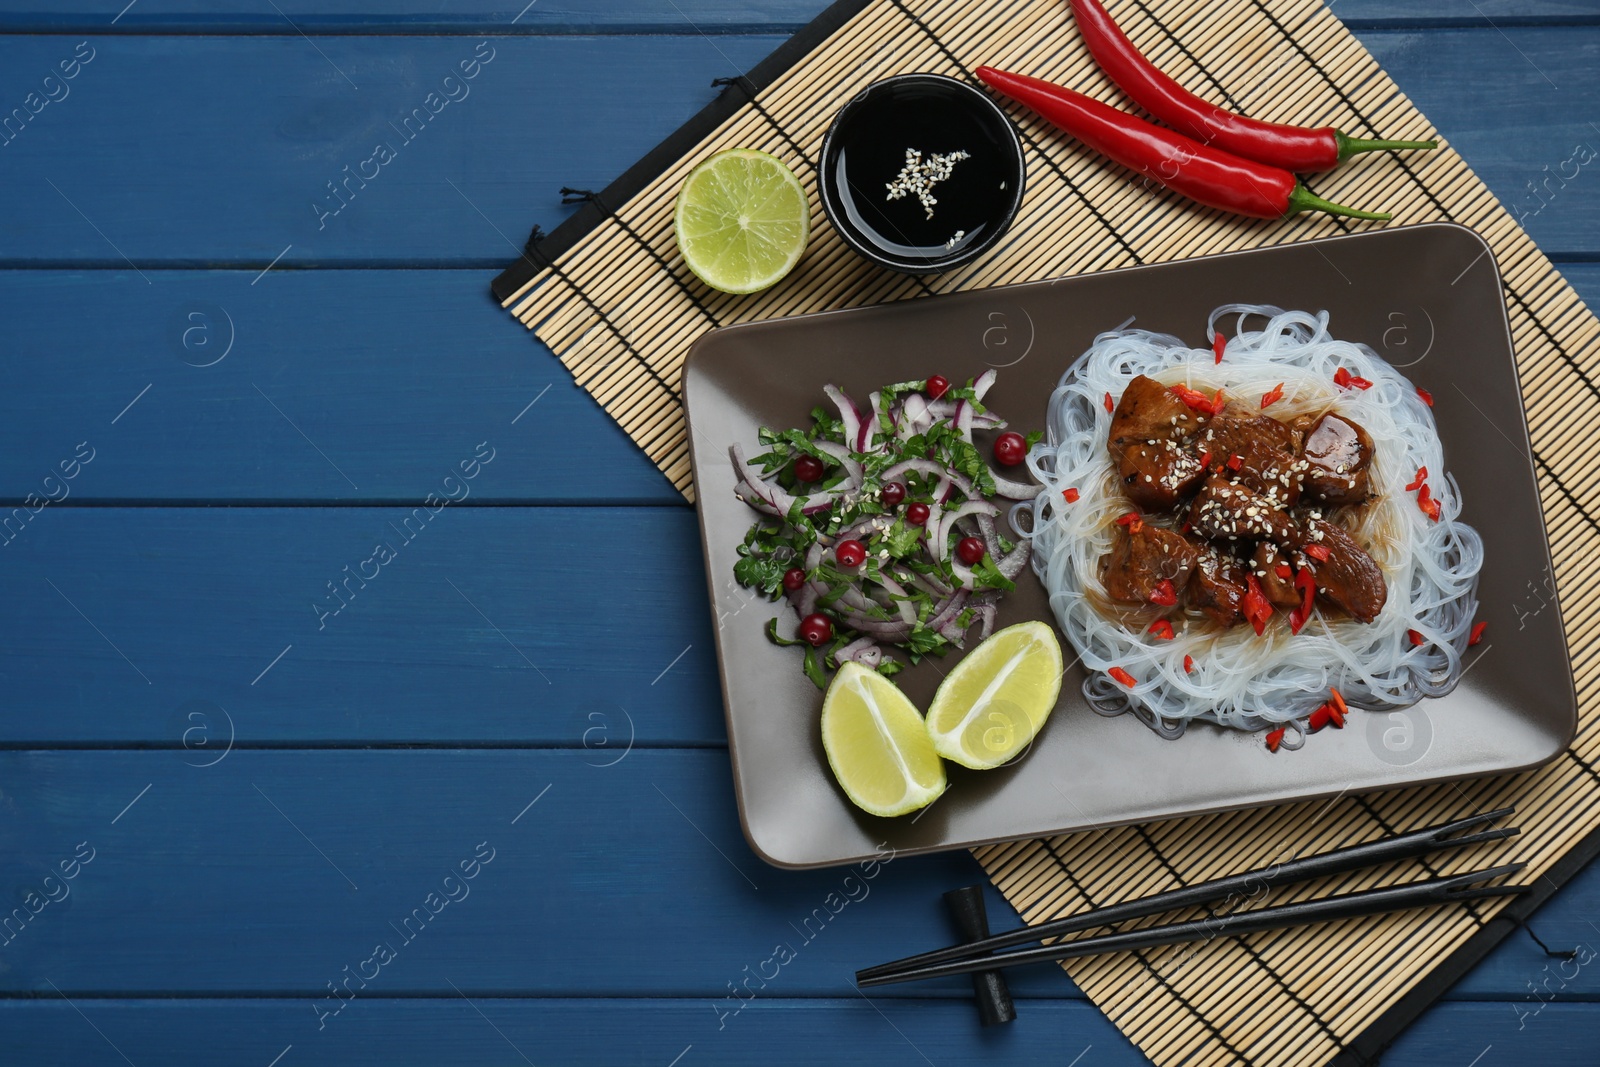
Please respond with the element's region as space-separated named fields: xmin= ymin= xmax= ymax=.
xmin=818 ymin=73 xmax=1026 ymax=275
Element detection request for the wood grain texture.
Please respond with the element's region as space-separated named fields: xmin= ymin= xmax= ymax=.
xmin=0 ymin=747 xmax=1597 ymax=1003
xmin=0 ymin=270 xmax=680 ymax=504
xmin=0 ymin=507 xmax=728 ymax=743
xmin=0 ymin=28 xmax=1596 ymax=264
xmin=2 ymin=998 xmax=1594 ymax=1067
xmin=0 ymin=748 xmax=1075 ymax=997
xmin=5 ymin=0 xmax=1600 ymax=1059
xmin=0 ymin=0 xmax=1589 ymax=33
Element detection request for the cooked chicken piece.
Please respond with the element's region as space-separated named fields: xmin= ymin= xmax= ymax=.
xmin=1197 ymin=413 xmax=1305 ymax=507
xmin=1109 ymin=374 xmax=1200 ymax=448
xmin=1117 ymin=438 xmax=1207 ymax=510
xmin=1186 ymin=474 xmax=1295 ymax=544
xmin=1251 ymin=542 xmax=1301 ymax=608
xmin=1292 ymin=518 xmax=1388 ymax=623
xmin=1300 ymin=412 xmax=1374 ymax=506
xmin=1187 ymin=545 xmax=1248 ymax=628
xmin=1100 ymin=523 xmax=1200 ymax=605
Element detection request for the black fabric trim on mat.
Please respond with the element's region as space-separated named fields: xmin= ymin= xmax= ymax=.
xmin=490 ymin=0 xmax=876 ymax=304
xmin=487 ymin=1 xmax=1600 ymax=1063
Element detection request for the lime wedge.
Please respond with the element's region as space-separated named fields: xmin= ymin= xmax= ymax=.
xmin=926 ymin=621 xmax=1063 ymax=770
xmin=674 ymin=148 xmax=809 ymax=294
xmin=821 ymin=662 xmax=947 ymax=817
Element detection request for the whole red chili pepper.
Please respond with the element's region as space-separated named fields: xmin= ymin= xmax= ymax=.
xmin=975 ymin=67 xmax=1390 ymax=221
xmin=1070 ymin=0 xmax=1437 ymax=172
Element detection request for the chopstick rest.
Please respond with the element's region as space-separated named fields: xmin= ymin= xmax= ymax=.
xmin=943 ymin=885 xmax=1015 ymax=1026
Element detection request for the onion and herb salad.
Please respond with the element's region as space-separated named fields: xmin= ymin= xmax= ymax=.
xmin=731 ymin=371 xmax=1042 ymax=687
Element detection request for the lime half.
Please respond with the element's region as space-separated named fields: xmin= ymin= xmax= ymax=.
xmin=674 ymin=149 xmax=809 ymax=294
xmin=821 ymin=663 xmax=947 ymax=818
xmin=925 ymin=621 xmax=1063 ymax=770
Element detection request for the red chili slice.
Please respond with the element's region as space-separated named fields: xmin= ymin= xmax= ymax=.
xmin=1260 ymin=382 xmax=1285 ymax=408
xmin=1329 ymin=688 xmax=1348 ymax=721
xmin=1183 ymin=654 xmax=1195 ymax=673
xmin=1170 ymin=384 xmax=1212 ymax=412
xmin=1304 ymin=543 xmax=1330 ymax=562
xmin=1116 ymin=511 xmax=1141 ymax=526
xmin=1109 ymin=666 xmax=1137 ymax=687
xmin=1469 ymin=620 xmax=1488 ymax=646
xmin=1328 ymin=703 xmax=1346 ymax=728
xmin=1289 ymin=568 xmax=1317 ymax=634
xmin=1213 ymin=333 xmax=1226 ymax=364
xmin=1417 ymin=484 xmax=1441 ymax=521
xmin=1407 ymin=628 xmax=1424 ymax=646
xmin=1148 ymin=618 xmax=1175 ymax=640
xmin=1333 ymin=366 xmax=1352 ymax=388
xmin=1405 ymin=466 xmax=1427 ymax=492
xmin=1274 ymin=562 xmax=1293 ymax=580
xmin=1348 ymin=375 xmax=1374 ymax=390
xmin=1265 ymin=726 xmax=1286 ymax=753
xmin=1211 ymin=389 xmax=1225 ymax=414
xmin=1198 ymin=450 xmax=1212 ymax=469
xmin=1308 ymin=705 xmax=1332 ymax=732
xmin=1149 ymin=578 xmax=1177 ymax=606
xmin=1242 ymin=574 xmax=1273 ymax=636
xmin=1417 ymin=387 xmax=1434 ymax=407
xmin=1226 ymin=453 xmax=1244 ymax=471
xmin=1104 ymin=391 xmax=1114 ymax=413
xmin=1063 ymin=487 xmax=1080 ymax=503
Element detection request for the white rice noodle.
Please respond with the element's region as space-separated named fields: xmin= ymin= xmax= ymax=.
xmin=1018 ymin=306 xmax=1483 ymax=736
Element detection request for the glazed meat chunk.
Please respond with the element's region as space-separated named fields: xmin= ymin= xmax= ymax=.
xmin=1101 ymin=523 xmax=1200 ymax=605
xmin=1117 ymin=438 xmax=1207 ymax=510
xmin=1197 ymin=413 xmax=1304 ymax=507
xmin=1187 ymin=546 xmax=1248 ymax=627
xmin=1293 ymin=518 xmax=1388 ymax=623
xmin=1251 ymin=542 xmax=1301 ymax=608
xmin=1300 ymin=412 xmax=1374 ymax=506
xmin=1109 ymin=374 xmax=1200 ymax=448
xmin=1186 ymin=474 xmax=1295 ymax=544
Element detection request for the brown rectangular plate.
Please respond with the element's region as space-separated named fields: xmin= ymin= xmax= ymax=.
xmin=684 ymin=222 xmax=1576 ymax=869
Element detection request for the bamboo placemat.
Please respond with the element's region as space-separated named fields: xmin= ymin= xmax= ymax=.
xmin=493 ymin=0 xmax=1600 ymax=1061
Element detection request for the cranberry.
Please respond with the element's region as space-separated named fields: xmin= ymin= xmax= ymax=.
xmin=880 ymin=481 xmax=906 ymax=507
xmin=925 ymin=375 xmax=950 ymax=400
xmin=993 ymin=431 xmax=1027 ymax=467
xmin=782 ymin=567 xmax=806 ymax=592
xmin=906 ymin=502 xmax=931 ymax=526
xmin=793 ymin=455 xmax=824 ymax=483
xmin=836 ymin=539 xmax=866 ymax=568
xmin=956 ymin=537 xmax=986 ymax=565
xmin=799 ymin=613 xmax=833 ymax=646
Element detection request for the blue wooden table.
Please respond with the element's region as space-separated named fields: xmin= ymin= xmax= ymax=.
xmin=1 ymin=2 xmax=1597 ymax=1063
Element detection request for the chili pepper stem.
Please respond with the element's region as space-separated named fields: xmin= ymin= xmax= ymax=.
xmin=1336 ymin=132 xmax=1439 ymax=162
xmin=1286 ymin=184 xmax=1391 ymax=222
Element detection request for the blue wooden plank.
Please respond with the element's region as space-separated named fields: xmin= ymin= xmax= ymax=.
xmin=0 ymin=0 xmax=1590 ymax=34
xmin=0 ymin=507 xmax=731 ymax=743
xmin=4 ymin=747 xmax=1600 ymax=1000
xmin=1362 ymin=29 xmax=1600 ymax=256
xmin=5 ymin=997 xmax=1600 ymax=1067
xmin=0 ymin=0 xmax=827 ymax=34
xmin=0 ymin=30 xmax=1597 ymax=265
xmin=0 ymin=998 xmax=1140 ymax=1066
xmin=0 ymin=270 xmax=679 ymax=504
xmin=0 ymin=35 xmax=782 ymax=267
xmin=0 ymin=748 xmax=1083 ymax=1001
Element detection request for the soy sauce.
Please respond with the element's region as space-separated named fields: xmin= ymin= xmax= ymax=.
xmin=827 ymin=79 xmax=1017 ymax=265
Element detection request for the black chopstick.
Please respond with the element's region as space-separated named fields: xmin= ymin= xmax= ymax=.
xmin=858 ymin=864 xmax=1528 ymax=987
xmin=857 ymin=806 xmax=1515 ymax=984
